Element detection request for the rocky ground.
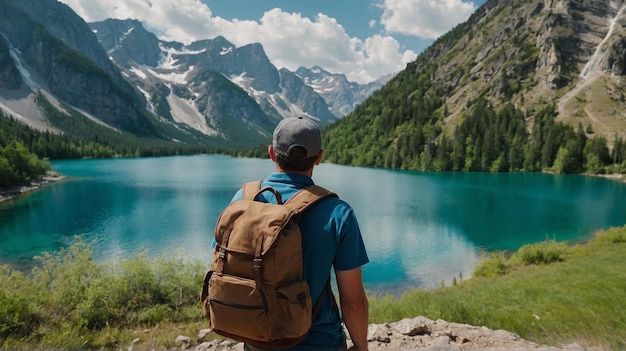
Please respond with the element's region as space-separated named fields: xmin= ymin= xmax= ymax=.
xmin=0 ymin=173 xmax=64 ymax=203
xmin=166 ymin=316 xmax=604 ymax=351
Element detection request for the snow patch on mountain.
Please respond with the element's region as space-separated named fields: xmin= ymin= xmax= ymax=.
xmin=129 ymin=67 xmax=147 ymax=79
xmin=167 ymin=90 xmax=219 ymax=137
xmin=158 ymin=43 xmax=207 ymax=57
xmin=146 ymin=66 xmax=194 ymax=85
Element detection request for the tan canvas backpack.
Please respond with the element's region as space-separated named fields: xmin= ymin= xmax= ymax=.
xmin=201 ymin=181 xmax=336 ymax=348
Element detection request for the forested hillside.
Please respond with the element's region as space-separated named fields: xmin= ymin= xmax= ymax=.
xmin=321 ymin=0 xmax=626 ymax=175
xmin=0 ymin=115 xmax=50 ymax=187
xmin=323 ymin=87 xmax=625 ymax=174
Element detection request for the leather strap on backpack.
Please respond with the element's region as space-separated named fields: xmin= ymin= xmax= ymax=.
xmin=242 ymin=181 xmax=336 ymax=208
xmin=244 ymin=180 xmax=285 ymax=204
xmin=284 ymin=185 xmax=337 ymax=213
xmin=243 ymin=181 xmax=263 ymax=200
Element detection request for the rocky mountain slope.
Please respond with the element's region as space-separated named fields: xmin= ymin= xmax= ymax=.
xmin=416 ymin=0 xmax=626 ymax=141
xmin=0 ymin=0 xmax=382 ymax=149
xmin=0 ymin=0 xmax=156 ymax=136
xmin=294 ymin=65 xmax=389 ymax=118
xmin=4 ymin=0 xmax=625 ymax=155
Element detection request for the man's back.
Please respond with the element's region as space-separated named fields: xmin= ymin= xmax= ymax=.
xmin=225 ymin=116 xmax=369 ymax=351
xmin=233 ymin=172 xmax=369 ymax=350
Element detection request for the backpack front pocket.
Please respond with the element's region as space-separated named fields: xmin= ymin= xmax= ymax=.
xmin=274 ymin=280 xmax=312 ymax=338
xmin=208 ymin=274 xmax=270 ymax=339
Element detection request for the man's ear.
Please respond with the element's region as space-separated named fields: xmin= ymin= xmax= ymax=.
xmin=268 ymin=145 xmax=276 ymax=161
xmin=315 ymin=150 xmax=323 ymax=165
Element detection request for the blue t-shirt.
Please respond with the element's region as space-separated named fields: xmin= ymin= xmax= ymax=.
xmin=229 ymin=172 xmax=369 ymax=351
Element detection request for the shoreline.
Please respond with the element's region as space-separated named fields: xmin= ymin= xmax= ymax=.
xmin=592 ymin=172 xmax=626 ymax=183
xmin=0 ymin=172 xmax=65 ymax=203
xmin=1 ymin=167 xmax=621 ymax=204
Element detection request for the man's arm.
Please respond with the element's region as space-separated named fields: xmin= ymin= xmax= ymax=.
xmin=335 ymin=267 xmax=369 ymax=351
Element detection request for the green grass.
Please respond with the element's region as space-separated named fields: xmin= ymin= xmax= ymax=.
xmin=1 ymin=227 xmax=625 ymax=350
xmin=369 ymin=227 xmax=626 ymax=350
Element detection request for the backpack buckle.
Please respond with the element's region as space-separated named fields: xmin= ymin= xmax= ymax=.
xmin=253 ymin=258 xmax=262 ymax=271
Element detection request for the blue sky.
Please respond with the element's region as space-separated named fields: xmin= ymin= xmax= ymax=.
xmin=60 ymin=0 xmax=487 ymax=83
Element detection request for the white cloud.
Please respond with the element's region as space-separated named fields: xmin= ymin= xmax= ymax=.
xmin=59 ymin=0 xmax=417 ymax=83
xmin=379 ymin=0 xmax=477 ymax=39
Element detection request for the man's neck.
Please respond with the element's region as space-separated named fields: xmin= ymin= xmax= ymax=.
xmin=275 ymin=166 xmax=314 ymax=178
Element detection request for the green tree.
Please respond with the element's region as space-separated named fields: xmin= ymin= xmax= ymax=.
xmin=584 ymin=136 xmax=611 ymax=173
xmin=552 ymin=141 xmax=579 ymax=174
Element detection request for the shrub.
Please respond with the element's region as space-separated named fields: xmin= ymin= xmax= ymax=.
xmin=0 ymin=266 xmax=41 ymax=338
xmin=30 ymin=239 xmax=103 ymax=329
xmin=0 ymin=238 xmax=208 ymax=347
xmin=516 ymin=240 xmax=569 ymax=265
xmin=473 ymin=252 xmax=510 ymax=278
xmin=593 ymin=226 xmax=626 ymax=244
xmin=134 ymin=304 xmax=173 ymax=325
xmin=153 ymin=256 xmax=205 ymax=311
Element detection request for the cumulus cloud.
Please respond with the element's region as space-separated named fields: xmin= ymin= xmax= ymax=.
xmin=59 ymin=0 xmax=421 ymax=83
xmin=379 ymin=0 xmax=477 ymax=39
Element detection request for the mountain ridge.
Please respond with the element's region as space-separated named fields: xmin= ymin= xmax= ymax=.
xmin=321 ymin=0 xmax=626 ymax=173
xmin=0 ymin=0 xmax=383 ymax=149
xmin=422 ymin=0 xmax=626 ymax=140
xmin=2 ymin=0 xmax=625 ymax=170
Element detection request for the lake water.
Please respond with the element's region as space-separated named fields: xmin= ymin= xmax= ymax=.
xmin=1 ymin=155 xmax=625 ymax=294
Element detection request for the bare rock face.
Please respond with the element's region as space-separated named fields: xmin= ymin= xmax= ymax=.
xmin=0 ymin=37 xmax=22 ymax=90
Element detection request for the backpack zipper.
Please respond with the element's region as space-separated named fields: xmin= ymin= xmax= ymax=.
xmin=209 ymin=298 xmax=266 ymax=311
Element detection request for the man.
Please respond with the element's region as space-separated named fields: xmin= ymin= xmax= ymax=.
xmin=233 ymin=116 xmax=370 ymax=351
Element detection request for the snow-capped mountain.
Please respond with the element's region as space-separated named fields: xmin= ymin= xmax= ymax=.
xmin=0 ymin=0 xmax=385 ymax=148
xmin=89 ymin=19 xmax=339 ymax=136
xmin=295 ymin=66 xmax=392 ymax=118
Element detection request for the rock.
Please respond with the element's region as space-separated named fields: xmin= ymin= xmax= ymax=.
xmin=178 ymin=316 xmax=603 ymax=351
xmin=427 ymin=345 xmax=462 ymax=351
xmin=390 ymin=317 xmax=430 ymax=336
xmin=176 ymin=335 xmax=193 ymax=349
xmin=197 ymin=328 xmax=212 ymax=342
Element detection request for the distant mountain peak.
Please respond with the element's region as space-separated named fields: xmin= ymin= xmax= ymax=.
xmin=294 ymin=66 xmax=387 ymax=117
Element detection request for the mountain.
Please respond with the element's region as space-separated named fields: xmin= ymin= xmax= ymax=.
xmin=322 ymin=0 xmax=626 ymax=173
xmin=1 ymin=1 xmax=384 ymax=150
xmin=89 ymin=19 xmax=281 ymax=145
xmin=0 ymin=0 xmax=158 ymax=136
xmin=88 ymin=19 xmax=342 ymax=140
xmin=294 ymin=66 xmax=390 ymax=117
xmin=409 ymin=0 xmax=626 ymax=139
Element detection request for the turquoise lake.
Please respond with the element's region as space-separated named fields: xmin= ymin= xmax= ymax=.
xmin=1 ymin=155 xmax=625 ymax=294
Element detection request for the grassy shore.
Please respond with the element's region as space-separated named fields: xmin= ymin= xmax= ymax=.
xmin=369 ymin=226 xmax=626 ymax=349
xmin=0 ymin=226 xmax=624 ymax=350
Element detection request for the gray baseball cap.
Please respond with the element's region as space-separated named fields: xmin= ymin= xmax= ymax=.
xmin=272 ymin=116 xmax=321 ymax=158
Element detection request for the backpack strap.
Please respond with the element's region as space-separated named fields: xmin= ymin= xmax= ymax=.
xmin=243 ymin=180 xmax=284 ymax=204
xmin=242 ymin=181 xmax=263 ymax=200
xmin=284 ymin=185 xmax=337 ymax=213
xmin=242 ymin=182 xmax=335 ymax=208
